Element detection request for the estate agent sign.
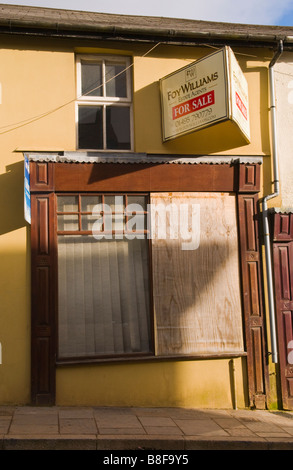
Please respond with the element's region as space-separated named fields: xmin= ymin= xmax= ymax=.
xmin=160 ymin=46 xmax=250 ymax=142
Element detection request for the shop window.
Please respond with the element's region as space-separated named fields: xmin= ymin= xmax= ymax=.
xmin=56 ymin=191 xmax=244 ymax=362
xmin=57 ymin=194 xmax=151 ymax=359
xmin=76 ymin=55 xmax=132 ymax=151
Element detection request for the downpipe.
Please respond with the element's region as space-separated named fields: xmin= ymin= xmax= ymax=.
xmin=262 ymin=40 xmax=283 ymax=363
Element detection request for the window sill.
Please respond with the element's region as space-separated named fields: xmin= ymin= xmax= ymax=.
xmin=56 ymin=351 xmax=247 ymax=367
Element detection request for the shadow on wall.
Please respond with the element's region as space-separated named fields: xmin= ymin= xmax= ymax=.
xmin=152 ymin=239 xmax=244 ymax=355
xmin=134 ymin=81 xmax=250 ymax=154
xmin=134 ymin=56 xmax=270 ymax=156
xmin=0 ymin=161 xmax=26 ymax=235
xmin=242 ymin=61 xmax=270 ymax=157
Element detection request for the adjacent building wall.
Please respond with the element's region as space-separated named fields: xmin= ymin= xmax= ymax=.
xmin=275 ymin=52 xmax=293 ymax=209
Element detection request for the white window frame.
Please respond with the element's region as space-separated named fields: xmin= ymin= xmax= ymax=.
xmin=76 ymin=54 xmax=134 ymax=151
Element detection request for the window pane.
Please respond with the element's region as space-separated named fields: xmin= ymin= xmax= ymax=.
xmin=127 ymin=195 xmax=148 ymax=211
xmin=126 ymin=214 xmax=145 ymax=234
xmin=81 ymin=214 xmax=102 ymax=231
xmin=81 ymin=195 xmax=102 ymax=212
xmin=104 ymin=195 xmax=125 ymax=212
xmin=105 ymin=63 xmax=127 ymax=97
xmin=58 ymin=235 xmax=151 ymax=358
xmin=58 ymin=214 xmax=79 ymax=231
xmin=112 ymin=215 xmax=125 ymax=232
xmin=81 ymin=61 xmax=102 ymax=97
xmin=106 ymin=106 xmax=131 ymax=150
xmin=78 ymin=106 xmax=103 ymax=149
xmin=57 ymin=196 xmax=78 ymax=212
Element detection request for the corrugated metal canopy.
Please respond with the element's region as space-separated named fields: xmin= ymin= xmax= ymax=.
xmin=25 ymin=152 xmax=263 ymax=165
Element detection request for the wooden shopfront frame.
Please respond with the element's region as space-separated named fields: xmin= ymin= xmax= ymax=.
xmin=272 ymin=211 xmax=293 ymax=410
xmin=29 ymin=158 xmax=268 ymax=408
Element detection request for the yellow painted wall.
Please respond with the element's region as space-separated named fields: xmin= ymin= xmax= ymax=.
xmin=133 ymin=44 xmax=271 ymax=156
xmin=0 ymin=37 xmax=271 ymax=407
xmin=56 ymin=358 xmax=247 ymax=409
xmin=0 ymin=38 xmax=76 ymax=405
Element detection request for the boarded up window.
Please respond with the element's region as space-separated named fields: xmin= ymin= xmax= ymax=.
xmin=151 ymin=192 xmax=244 ymax=356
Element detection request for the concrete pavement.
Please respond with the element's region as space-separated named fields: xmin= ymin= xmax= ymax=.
xmin=0 ymin=405 xmax=293 ymax=450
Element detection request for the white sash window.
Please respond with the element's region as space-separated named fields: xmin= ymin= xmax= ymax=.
xmin=76 ymin=55 xmax=133 ymax=151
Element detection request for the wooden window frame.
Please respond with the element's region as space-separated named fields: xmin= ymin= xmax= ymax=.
xmin=30 ymin=159 xmax=268 ymax=408
xmin=56 ymin=192 xmax=150 ymax=237
xmin=56 ymin=192 xmax=154 ymax=362
xmin=76 ymin=54 xmax=134 ymax=152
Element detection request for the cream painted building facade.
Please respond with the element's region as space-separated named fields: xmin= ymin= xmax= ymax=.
xmin=0 ymin=4 xmax=292 ymax=410
xmin=275 ymin=52 xmax=293 ymax=208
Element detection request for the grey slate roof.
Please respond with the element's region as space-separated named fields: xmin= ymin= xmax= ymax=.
xmin=0 ymin=3 xmax=293 ymax=47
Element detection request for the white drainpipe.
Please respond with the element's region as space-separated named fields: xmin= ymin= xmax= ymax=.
xmin=262 ymin=40 xmax=283 ymax=363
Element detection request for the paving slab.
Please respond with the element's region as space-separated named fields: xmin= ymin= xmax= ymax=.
xmin=59 ymin=408 xmax=95 ymax=418
xmin=213 ymin=417 xmax=247 ymax=429
xmin=0 ymin=407 xmax=15 ymax=416
xmin=8 ymin=424 xmax=59 ymax=435
xmin=174 ymin=418 xmax=229 ymax=436
xmin=0 ymin=406 xmax=292 ymax=450
xmin=242 ymin=421 xmax=287 ymax=433
xmin=95 ymin=413 xmax=144 ymax=430
xmin=143 ymin=426 xmax=183 ymax=435
xmin=223 ymin=428 xmax=257 ymax=437
xmin=0 ymin=417 xmax=12 ymax=433
xmin=279 ymin=426 xmax=293 ymax=435
xmin=11 ymin=413 xmax=58 ymax=425
xmin=14 ymin=406 xmax=57 ymax=415
xmin=59 ymin=418 xmax=98 ymax=434
xmin=138 ymin=416 xmax=177 ymax=427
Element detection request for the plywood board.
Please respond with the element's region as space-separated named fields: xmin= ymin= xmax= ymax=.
xmin=151 ymin=192 xmax=244 ymax=356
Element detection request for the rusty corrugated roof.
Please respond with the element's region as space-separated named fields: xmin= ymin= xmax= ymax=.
xmin=25 ymin=152 xmax=263 ymax=165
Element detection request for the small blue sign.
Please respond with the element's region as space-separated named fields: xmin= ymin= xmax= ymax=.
xmin=24 ymin=154 xmax=31 ymax=224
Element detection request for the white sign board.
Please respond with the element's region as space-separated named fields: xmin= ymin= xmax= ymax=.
xmin=228 ymin=48 xmax=250 ymax=141
xmin=160 ymin=46 xmax=250 ymax=142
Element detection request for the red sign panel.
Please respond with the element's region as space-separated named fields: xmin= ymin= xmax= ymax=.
xmin=235 ymin=92 xmax=247 ymax=120
xmin=172 ymin=90 xmax=215 ymax=120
